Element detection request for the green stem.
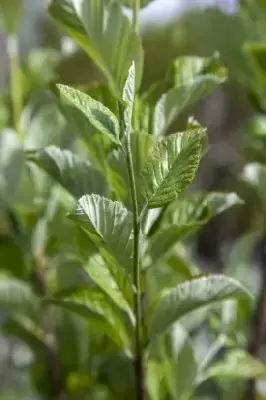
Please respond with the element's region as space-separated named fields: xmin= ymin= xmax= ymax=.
xmin=120 ymin=103 xmax=145 ymax=399
xmin=133 ymin=0 xmax=140 ymax=33
xmin=7 ymin=33 xmax=22 ymax=136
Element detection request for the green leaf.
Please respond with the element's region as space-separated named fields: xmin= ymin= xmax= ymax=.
xmin=122 ymin=0 xmax=155 ymax=7
xmin=0 ymin=130 xmax=24 ymax=206
xmin=57 ymin=84 xmax=120 ymax=145
xmin=122 ymin=62 xmax=135 ymax=137
xmin=148 ymin=192 xmax=243 ymax=263
xmin=153 ymin=55 xmax=227 ymax=137
xmin=0 ymin=278 xmax=38 ymax=318
xmin=0 ymin=234 xmax=26 ymax=279
xmin=25 ymin=146 xmax=107 ymax=199
xmin=23 ymin=103 xmax=74 ymax=150
xmin=139 ymin=130 xmax=204 ymax=209
xmin=148 ymin=275 xmax=253 ymax=340
xmin=2 ymin=317 xmax=46 ymax=354
xmin=241 ymin=162 xmax=266 ymax=203
xmin=45 ymin=288 xmax=131 ymax=349
xmin=0 ymin=0 xmax=22 ymax=33
xmin=162 ymin=324 xmax=198 ymax=400
xmin=205 ymin=349 xmax=266 ymax=380
xmin=49 ymin=0 xmax=143 ymax=96
xmin=147 ymin=361 xmax=165 ymax=400
xmin=84 ymin=253 xmax=133 ymax=317
xmin=69 ymin=194 xmax=134 ymax=273
xmin=108 ymin=131 xmax=154 ymax=204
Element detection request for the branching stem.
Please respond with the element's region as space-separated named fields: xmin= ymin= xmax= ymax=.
xmin=133 ymin=0 xmax=140 ymax=33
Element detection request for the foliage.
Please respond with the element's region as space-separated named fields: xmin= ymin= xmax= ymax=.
xmin=0 ymin=0 xmax=263 ymax=399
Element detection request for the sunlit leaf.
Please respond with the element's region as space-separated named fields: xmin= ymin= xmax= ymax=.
xmin=69 ymin=194 xmax=134 ymax=273
xmin=122 ymin=62 xmax=135 ymax=138
xmin=139 ymin=130 xmax=204 ymax=209
xmin=49 ymin=0 xmax=143 ymax=96
xmin=57 ymin=84 xmax=120 ymax=145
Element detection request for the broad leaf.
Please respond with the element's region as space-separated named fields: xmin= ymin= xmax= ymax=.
xmin=0 ymin=0 xmax=22 ymax=33
xmin=139 ymin=130 xmax=204 ymax=209
xmin=122 ymin=62 xmax=135 ymax=137
xmin=205 ymin=349 xmax=266 ymax=380
xmin=148 ymin=275 xmax=253 ymax=340
xmin=163 ymin=324 xmax=198 ymax=400
xmin=25 ymin=146 xmax=107 ymax=199
xmin=84 ymin=253 xmax=133 ymax=317
xmin=49 ymin=0 xmax=143 ymax=96
xmin=2 ymin=317 xmax=46 ymax=354
xmin=45 ymin=288 xmax=131 ymax=349
xmin=153 ymin=55 xmax=227 ymax=137
xmin=57 ymin=84 xmax=120 ymax=145
xmin=148 ymin=192 xmax=243 ymax=264
xmin=241 ymin=162 xmax=266 ymax=203
xmin=0 ymin=278 xmax=39 ymax=318
xmin=0 ymin=130 xmax=24 ymax=206
xmin=69 ymin=194 xmax=134 ymax=273
xmin=108 ymin=131 xmax=154 ymax=204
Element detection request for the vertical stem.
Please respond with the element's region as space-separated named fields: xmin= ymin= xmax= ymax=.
xmin=120 ymin=102 xmax=145 ymax=399
xmin=7 ymin=33 xmax=22 ymax=136
xmin=133 ymin=0 xmax=140 ymax=33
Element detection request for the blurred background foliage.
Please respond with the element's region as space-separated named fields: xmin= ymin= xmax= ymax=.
xmin=1 ymin=0 xmax=266 ymax=398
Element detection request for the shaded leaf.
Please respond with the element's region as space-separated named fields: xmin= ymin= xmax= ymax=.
xmin=84 ymin=253 xmax=133 ymax=317
xmin=148 ymin=275 xmax=253 ymax=340
xmin=26 ymin=146 xmax=107 ymax=199
xmin=139 ymin=130 xmax=204 ymax=209
xmin=45 ymin=288 xmax=131 ymax=348
xmin=57 ymin=84 xmax=120 ymax=145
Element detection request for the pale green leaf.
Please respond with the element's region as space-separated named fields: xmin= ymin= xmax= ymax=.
xmin=84 ymin=253 xmax=133 ymax=317
xmin=49 ymin=0 xmax=143 ymax=96
xmin=0 ymin=278 xmax=39 ymax=318
xmin=205 ymin=349 xmax=266 ymax=380
xmin=148 ymin=275 xmax=253 ymax=340
xmin=154 ymin=55 xmax=227 ymax=137
xmin=147 ymin=361 xmax=165 ymax=400
xmin=163 ymin=324 xmax=197 ymax=400
xmin=139 ymin=130 xmax=204 ymax=209
xmin=0 ymin=0 xmax=22 ymax=33
xmin=45 ymin=288 xmax=131 ymax=348
xmin=122 ymin=62 xmax=135 ymax=137
xmin=241 ymin=162 xmax=266 ymax=203
xmin=148 ymin=192 xmax=243 ymax=263
xmin=69 ymin=194 xmax=134 ymax=273
xmin=25 ymin=146 xmax=107 ymax=199
xmin=57 ymin=84 xmax=120 ymax=145
xmin=0 ymin=130 xmax=24 ymax=206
